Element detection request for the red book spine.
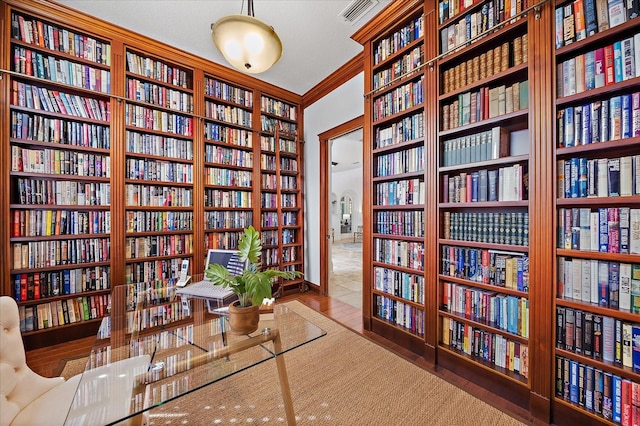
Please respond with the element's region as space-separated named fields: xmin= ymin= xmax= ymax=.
xmin=604 ymin=44 xmax=615 ymax=85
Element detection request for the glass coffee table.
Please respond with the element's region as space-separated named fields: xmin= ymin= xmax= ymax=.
xmin=64 ymin=287 xmax=325 ymax=426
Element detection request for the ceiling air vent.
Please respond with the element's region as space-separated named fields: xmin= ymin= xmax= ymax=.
xmin=339 ymin=0 xmax=379 ymax=24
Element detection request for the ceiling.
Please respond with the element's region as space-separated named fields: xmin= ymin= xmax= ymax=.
xmin=331 ymin=129 xmax=362 ymax=173
xmin=54 ymin=0 xmax=392 ymax=95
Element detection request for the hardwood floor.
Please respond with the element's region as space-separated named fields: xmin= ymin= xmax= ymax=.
xmin=25 ymin=292 xmax=539 ymax=425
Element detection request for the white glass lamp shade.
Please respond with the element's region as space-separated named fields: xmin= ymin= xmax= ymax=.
xmin=211 ymin=14 xmax=282 ymax=74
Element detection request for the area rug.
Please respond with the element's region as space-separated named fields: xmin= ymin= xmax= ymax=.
xmin=61 ymin=300 xmax=526 ymax=425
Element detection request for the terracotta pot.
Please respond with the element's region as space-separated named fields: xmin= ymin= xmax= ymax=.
xmin=228 ymin=300 xmax=260 ymax=334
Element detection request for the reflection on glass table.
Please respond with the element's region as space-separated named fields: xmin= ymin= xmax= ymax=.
xmin=64 ymin=285 xmax=325 ymax=426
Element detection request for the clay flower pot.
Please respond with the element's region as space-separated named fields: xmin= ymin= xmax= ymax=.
xmin=228 ymin=300 xmax=260 ymax=334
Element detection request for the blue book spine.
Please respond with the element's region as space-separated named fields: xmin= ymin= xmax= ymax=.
xmin=599 ymin=208 xmax=609 ymax=252
xmin=622 ymin=93 xmax=632 ymax=138
xmin=565 ymin=106 xmax=575 ymax=147
xmin=570 ymin=360 xmax=579 ymax=403
xmin=570 ymin=158 xmax=580 ymax=198
xmin=582 ymin=104 xmax=592 ymax=145
xmin=613 ymin=374 xmax=622 ymax=424
xmin=633 ymin=325 xmax=640 ymax=373
xmin=613 ymin=41 xmax=624 ymax=83
xmin=579 ymin=157 xmax=588 ymax=197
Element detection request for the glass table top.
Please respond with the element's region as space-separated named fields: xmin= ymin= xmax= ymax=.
xmin=64 ymin=288 xmax=325 ymax=426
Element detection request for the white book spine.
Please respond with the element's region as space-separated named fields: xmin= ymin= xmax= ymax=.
xmin=619 ymin=262 xmax=631 ymax=311
xmin=590 ymin=212 xmax=600 ymax=251
xmin=581 ymin=257 xmax=592 ymax=302
xmin=590 ymin=260 xmax=599 ymax=304
xmin=573 ymin=258 xmax=583 ymax=300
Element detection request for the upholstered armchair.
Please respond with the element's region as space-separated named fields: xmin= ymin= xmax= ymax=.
xmin=0 ymin=296 xmax=150 ymax=426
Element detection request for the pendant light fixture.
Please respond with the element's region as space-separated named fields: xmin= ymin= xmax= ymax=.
xmin=211 ymin=0 xmax=283 ymax=74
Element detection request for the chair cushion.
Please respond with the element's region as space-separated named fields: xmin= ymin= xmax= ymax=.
xmin=10 ymin=374 xmax=80 ymax=426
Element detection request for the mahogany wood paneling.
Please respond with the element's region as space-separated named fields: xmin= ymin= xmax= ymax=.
xmin=527 ymin=3 xmax=555 ymax=423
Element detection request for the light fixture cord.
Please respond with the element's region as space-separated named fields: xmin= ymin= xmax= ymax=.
xmin=247 ymin=0 xmax=255 ymax=17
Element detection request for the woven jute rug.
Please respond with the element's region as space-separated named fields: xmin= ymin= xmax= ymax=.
xmin=61 ymin=300 xmax=528 ymax=425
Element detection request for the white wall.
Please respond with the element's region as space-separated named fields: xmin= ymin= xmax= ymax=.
xmin=303 ymin=73 xmax=364 ymax=286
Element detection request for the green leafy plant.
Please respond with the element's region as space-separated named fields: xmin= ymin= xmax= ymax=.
xmin=204 ymin=226 xmax=301 ymax=307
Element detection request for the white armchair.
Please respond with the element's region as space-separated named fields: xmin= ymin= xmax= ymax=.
xmin=0 ymin=296 xmax=150 ymax=426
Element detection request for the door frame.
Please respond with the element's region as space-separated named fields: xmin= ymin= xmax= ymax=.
xmin=318 ymin=115 xmax=363 ymax=296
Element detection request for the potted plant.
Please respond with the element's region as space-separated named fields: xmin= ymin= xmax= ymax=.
xmin=204 ymin=225 xmax=301 ymax=334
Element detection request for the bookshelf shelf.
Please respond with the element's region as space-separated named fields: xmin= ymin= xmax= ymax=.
xmin=556 ymin=137 xmax=640 ymax=156
xmin=555 ymin=76 xmax=640 ymax=106
xmin=439 ymin=310 xmax=529 ymax=343
xmin=438 ymin=109 xmax=529 ymax=137
xmin=555 ymin=18 xmax=640 ymax=58
xmin=439 ymin=200 xmax=529 ymax=208
xmin=11 ymin=261 xmax=111 ymax=274
xmin=371 ymin=103 xmax=425 ymax=127
xmin=437 ymin=345 xmax=529 ymax=386
xmin=438 ymin=274 xmax=528 ymax=297
xmin=438 ymin=239 xmax=529 ymax=252
xmin=439 ymin=63 xmax=529 ymax=101
xmin=555 ymin=348 xmax=640 ymax=381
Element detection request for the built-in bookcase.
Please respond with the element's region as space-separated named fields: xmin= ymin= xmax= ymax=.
xmin=1 ymin=1 xmax=303 ymax=350
xmin=553 ymin=7 xmax=640 ymax=423
xmin=203 ymin=76 xmax=254 ymax=250
xmin=436 ymin=0 xmax=532 ymax=390
xmin=122 ymin=48 xmax=195 ymax=330
xmin=7 ymin=10 xmax=113 ymax=337
xmin=259 ymin=95 xmax=304 ymax=294
xmin=366 ymin=6 xmax=427 ymax=342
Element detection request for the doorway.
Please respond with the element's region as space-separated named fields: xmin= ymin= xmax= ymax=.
xmin=318 ymin=116 xmax=363 ymax=309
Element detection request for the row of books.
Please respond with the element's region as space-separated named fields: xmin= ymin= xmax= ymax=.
xmin=11 ymin=12 xmax=111 ymax=65
xmin=127 ymin=158 xmax=193 ymax=183
xmin=125 ymin=261 xmax=184 ymax=285
xmin=374 ymin=210 xmax=425 ymax=237
xmin=262 ymin=174 xmax=278 ymax=190
xmin=261 ymin=212 xmax=279 ymax=227
xmin=260 ymin=135 xmax=276 ymax=151
xmin=125 ymin=51 xmax=191 ymax=88
xmin=127 ymin=131 xmax=193 ymax=160
xmin=124 ymin=235 xmax=193 ymax=259
xmin=280 ymin=157 xmax=298 ymax=172
xmin=373 ymin=14 xmax=424 ymax=65
xmin=374 ymin=266 xmax=424 ymax=304
xmin=439 ymin=0 xmax=525 ymax=55
xmin=204 ymin=78 xmax=252 ymax=107
xmin=124 ymin=281 xmax=177 ymax=309
xmin=205 ymin=210 xmax=252 ymax=229
xmin=441 ymin=80 xmax=528 ymax=130
xmin=205 ymin=232 xmax=241 ymax=250
xmin=555 ymin=0 xmax=638 ymax=48
xmin=17 ymin=178 xmax=110 ymax=205
xmin=125 ymin=104 xmax=193 ymax=136
xmin=282 ymin=229 xmax=297 ymax=245
xmin=13 ymin=46 xmax=111 ymax=93
xmin=557 ymin=34 xmax=640 ymax=98
xmin=438 ymin=0 xmax=481 ymax=23
xmin=204 ymin=123 xmax=253 ymax=146
xmin=374 ymin=294 xmax=425 ymax=336
xmin=205 ymin=102 xmax=252 ymax=126
xmin=281 ymin=176 xmax=297 ymax=190
xmin=13 ymin=266 xmax=110 ymax=302
xmin=279 ymin=138 xmax=297 ymax=154
xmin=372 ymin=76 xmax=425 ymax=121
xmin=126 ymin=184 xmax=192 ymax=207
xmin=279 ymin=197 xmax=299 ymax=211
xmin=12 ymin=111 xmax=111 ymax=149
xmin=441 ymin=317 xmax=529 ymax=378
xmin=263 ymin=248 xmax=280 ymax=266
xmin=127 ymin=78 xmax=194 ymax=113
xmin=261 ymin=153 xmax=277 ymax=171
xmin=557 ymin=258 xmax=640 ymax=311
xmin=125 ymin=301 xmax=189 ymax=333
xmin=558 ymin=207 xmax=640 ymax=254
xmin=375 ymin=145 xmax=425 ymax=177
xmin=558 ymin=92 xmax=640 ymax=148
xmin=375 ymin=112 xmax=425 ymax=149
xmin=443 ymin=211 xmax=530 ymax=246
xmin=441 ymin=245 xmax=530 ymax=291
xmin=12 ymin=238 xmax=110 ymax=269
xmin=261 ymin=96 xmax=298 ymax=121
xmin=261 ymin=230 xmax=279 ymax=246
xmin=282 ymin=211 xmax=298 ymax=225
xmin=282 ymin=246 xmax=298 ymax=263
xmin=12 ymin=209 xmax=111 ymax=237
xmin=558 ymin=155 xmax=640 ymax=199
xmin=441 ymin=34 xmax=527 ymax=95
xmin=261 ymin=116 xmax=298 ymax=137
xmin=557 ymin=307 xmax=640 ymax=367
xmin=126 ymin=210 xmax=193 ymax=233
xmin=18 ymin=294 xmax=111 ymax=333
xmin=442 ymin=282 xmax=529 ymax=337
xmin=374 ymin=177 xmax=426 ymax=206
xmin=12 ymin=81 xmax=111 ymax=121
xmin=261 ymin=192 xmax=277 ymax=208
xmin=12 ymin=146 xmax=110 ymax=177
xmin=441 ymin=127 xmax=509 ymax=167
xmin=204 ymin=167 xmax=251 ymax=187
xmin=373 ymin=238 xmax=425 ymax=270
xmin=443 ymin=164 xmax=527 ymax=203
xmin=555 ymin=355 xmax=640 ymax=424
xmin=204 ymin=188 xmax=251 ymax=208
xmin=373 ymin=46 xmax=423 ymax=91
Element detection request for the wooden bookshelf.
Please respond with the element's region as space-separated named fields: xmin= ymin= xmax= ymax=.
xmin=553 ymin=5 xmax=640 ymax=423
xmin=0 ymin=0 xmax=304 ymax=350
